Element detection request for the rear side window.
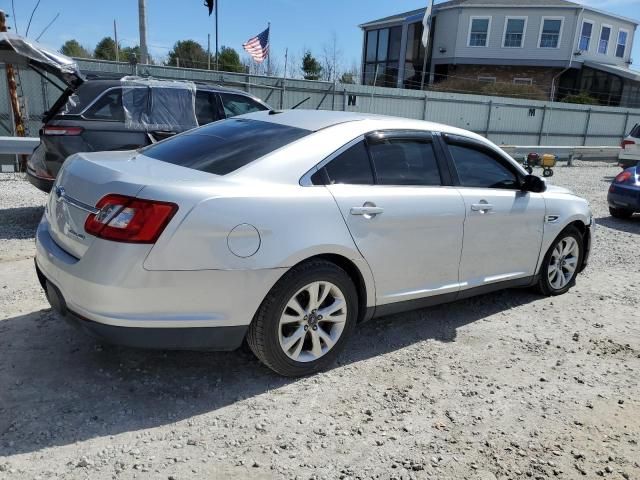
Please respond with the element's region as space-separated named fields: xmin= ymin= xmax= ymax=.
xmin=84 ymin=89 xmax=125 ymax=121
xmin=141 ymin=118 xmax=310 ymax=175
xmin=195 ymin=90 xmax=219 ymax=125
xmin=220 ymin=93 xmax=266 ymax=117
xmin=448 ymin=143 xmax=519 ymax=189
xmin=630 ymin=124 xmax=640 ymax=138
xmin=369 ymin=139 xmax=441 ymax=186
xmin=324 ymin=141 xmax=374 ymax=185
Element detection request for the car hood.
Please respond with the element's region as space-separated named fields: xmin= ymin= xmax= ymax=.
xmin=0 ymin=33 xmax=84 ymax=89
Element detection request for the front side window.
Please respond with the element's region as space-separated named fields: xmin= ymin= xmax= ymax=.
xmin=598 ymin=26 xmax=611 ymax=54
xmin=449 ymin=143 xmax=519 ymax=189
xmin=219 ymin=93 xmax=266 ymax=118
xmin=324 ymin=141 xmax=374 ymax=185
xmin=469 ymin=17 xmax=491 ymax=47
xmin=540 ymin=18 xmax=562 ymax=48
xmin=503 ymin=18 xmax=526 ymax=48
xmin=616 ymin=30 xmax=628 ymax=58
xmin=141 ymin=118 xmax=310 ymax=176
xmin=369 ymin=139 xmax=442 ymax=186
xmin=84 ymin=88 xmax=125 ymax=121
xmin=579 ymin=21 xmax=593 ymax=51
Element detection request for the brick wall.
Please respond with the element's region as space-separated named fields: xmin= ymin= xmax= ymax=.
xmin=449 ymin=64 xmax=563 ymax=90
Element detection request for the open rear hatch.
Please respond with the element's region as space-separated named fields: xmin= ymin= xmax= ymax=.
xmin=0 ymin=33 xmax=84 ymax=89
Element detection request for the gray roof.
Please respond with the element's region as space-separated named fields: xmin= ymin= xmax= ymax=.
xmin=242 ymin=110 xmax=379 ymax=132
xmin=359 ymin=0 xmax=635 ymax=28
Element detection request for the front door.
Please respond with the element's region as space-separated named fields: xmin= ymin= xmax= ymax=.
xmin=318 ymin=133 xmax=467 ymax=306
xmin=444 ymin=138 xmax=545 ymax=289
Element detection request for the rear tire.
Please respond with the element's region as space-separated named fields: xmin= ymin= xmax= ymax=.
xmin=543 ymin=168 xmax=554 ymax=177
xmin=247 ymin=260 xmax=358 ymax=377
xmin=609 ymin=206 xmax=634 ymax=219
xmin=537 ymin=226 xmax=583 ymax=296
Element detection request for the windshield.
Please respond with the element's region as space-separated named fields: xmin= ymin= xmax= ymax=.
xmin=140 ymin=118 xmax=311 ymax=175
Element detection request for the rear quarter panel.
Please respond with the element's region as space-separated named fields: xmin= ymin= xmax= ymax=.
xmin=141 ymin=183 xmax=375 ymax=304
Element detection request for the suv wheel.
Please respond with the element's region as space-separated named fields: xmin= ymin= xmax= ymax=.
xmin=247 ymin=260 xmax=358 ymax=377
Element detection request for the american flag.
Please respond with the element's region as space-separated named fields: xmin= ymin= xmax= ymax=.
xmin=243 ymin=27 xmax=270 ymax=63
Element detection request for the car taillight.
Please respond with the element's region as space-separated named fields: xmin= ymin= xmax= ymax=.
xmin=42 ymin=125 xmax=84 ymax=136
xmin=84 ymin=194 xmax=178 ymax=243
xmin=614 ymin=171 xmax=633 ymax=184
xmin=621 ymin=139 xmax=635 ymax=149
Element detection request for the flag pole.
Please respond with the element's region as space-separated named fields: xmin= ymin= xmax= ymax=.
xmin=267 ymin=21 xmax=271 ymax=76
xmin=215 ymin=0 xmax=219 ymax=70
xmin=420 ymin=0 xmax=434 ymax=90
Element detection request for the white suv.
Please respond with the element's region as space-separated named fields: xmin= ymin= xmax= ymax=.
xmin=619 ymin=124 xmax=640 ymax=169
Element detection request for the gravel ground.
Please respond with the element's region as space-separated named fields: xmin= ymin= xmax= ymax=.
xmin=0 ymin=164 xmax=638 ymax=480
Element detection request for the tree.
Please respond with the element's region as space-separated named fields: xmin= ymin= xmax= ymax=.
xmin=215 ymin=46 xmax=245 ymax=73
xmin=94 ymin=37 xmax=118 ymax=60
xmin=321 ymin=32 xmax=342 ymax=82
xmin=121 ymin=45 xmax=142 ymax=63
xmin=60 ymin=39 xmax=91 ymax=58
xmin=339 ymin=72 xmax=355 ymax=84
xmin=167 ymin=40 xmax=209 ymax=68
xmin=301 ymin=50 xmax=322 ymax=81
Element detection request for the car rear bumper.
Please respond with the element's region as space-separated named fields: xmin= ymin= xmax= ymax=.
xmin=26 ymin=169 xmax=54 ymax=193
xmin=608 ymin=185 xmax=640 ymax=211
xmin=35 ymin=215 xmax=285 ymax=350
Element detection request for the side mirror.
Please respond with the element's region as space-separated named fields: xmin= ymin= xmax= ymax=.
xmin=521 ymin=174 xmax=546 ymax=193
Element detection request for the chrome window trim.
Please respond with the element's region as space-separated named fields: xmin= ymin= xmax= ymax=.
xmin=299 ymin=135 xmax=366 ymax=186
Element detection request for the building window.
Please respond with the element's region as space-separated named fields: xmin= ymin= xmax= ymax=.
xmin=579 ymin=20 xmax=594 ymax=51
xmin=539 ymin=17 xmax=563 ymax=48
xmin=513 ymin=77 xmax=533 ymax=85
xmin=503 ymin=17 xmax=527 ymax=48
xmin=363 ymin=26 xmax=402 ymax=87
xmin=598 ymin=25 xmax=612 ymax=54
xmin=468 ymin=17 xmax=491 ymax=47
xmin=616 ymin=29 xmax=628 ymax=58
xmin=478 ymin=76 xmax=496 ymax=83
xmin=403 ymin=22 xmax=427 ymax=89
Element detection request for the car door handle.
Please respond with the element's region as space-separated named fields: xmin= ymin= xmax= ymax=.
xmin=471 ymin=203 xmax=494 ymax=212
xmin=350 ymin=206 xmax=384 ymax=216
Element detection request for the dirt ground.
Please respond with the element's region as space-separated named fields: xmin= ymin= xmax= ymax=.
xmin=0 ymin=163 xmax=638 ymax=480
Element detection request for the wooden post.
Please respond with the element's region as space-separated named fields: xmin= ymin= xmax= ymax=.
xmin=0 ymin=10 xmax=27 ymax=171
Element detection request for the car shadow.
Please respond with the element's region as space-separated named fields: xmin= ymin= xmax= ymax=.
xmin=0 ymin=287 xmax=540 ymax=457
xmin=0 ymin=206 xmax=44 ymax=240
xmin=595 ymin=215 xmax=640 ymax=234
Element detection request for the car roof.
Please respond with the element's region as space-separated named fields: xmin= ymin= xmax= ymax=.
xmin=240 ymin=109 xmax=487 ymax=139
xmin=78 ymin=77 xmax=253 ymax=95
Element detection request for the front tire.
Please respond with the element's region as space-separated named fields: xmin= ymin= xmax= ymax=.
xmin=247 ymin=260 xmax=358 ymax=377
xmin=609 ymin=206 xmax=634 ymax=219
xmin=537 ymin=226 xmax=583 ymax=296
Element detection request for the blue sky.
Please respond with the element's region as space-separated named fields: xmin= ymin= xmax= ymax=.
xmin=4 ymin=0 xmax=639 ymax=72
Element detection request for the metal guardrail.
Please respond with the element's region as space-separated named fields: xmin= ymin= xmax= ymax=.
xmin=502 ymin=145 xmax=620 ymax=163
xmin=0 ymin=136 xmax=39 ymax=155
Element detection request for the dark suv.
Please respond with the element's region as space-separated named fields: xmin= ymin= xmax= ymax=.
xmin=27 ymin=79 xmax=269 ymax=192
xmin=0 ymin=32 xmax=269 ymax=192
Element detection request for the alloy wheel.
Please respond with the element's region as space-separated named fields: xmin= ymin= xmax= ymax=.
xmin=547 ymin=236 xmax=579 ymax=290
xmin=278 ymin=281 xmax=347 ymax=362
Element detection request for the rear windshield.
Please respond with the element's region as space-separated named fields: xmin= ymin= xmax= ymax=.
xmin=140 ymin=118 xmax=310 ymax=175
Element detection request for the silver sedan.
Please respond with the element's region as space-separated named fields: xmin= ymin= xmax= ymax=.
xmin=35 ymin=110 xmax=593 ymax=376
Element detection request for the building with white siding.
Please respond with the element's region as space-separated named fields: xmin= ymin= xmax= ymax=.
xmin=360 ymin=0 xmax=639 ymax=107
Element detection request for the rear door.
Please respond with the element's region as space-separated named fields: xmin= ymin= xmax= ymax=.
xmin=79 ymin=87 xmax=148 ymax=151
xmin=320 ymin=131 xmax=466 ymax=307
xmin=442 ymin=134 xmax=545 ymax=289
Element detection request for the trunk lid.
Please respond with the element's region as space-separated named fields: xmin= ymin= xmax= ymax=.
xmin=47 ymin=150 xmax=227 ymax=259
xmin=0 ymin=33 xmax=84 ymax=89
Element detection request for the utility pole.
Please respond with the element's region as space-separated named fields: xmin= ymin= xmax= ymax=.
xmin=114 ymin=19 xmax=120 ymax=62
xmin=138 ymin=0 xmax=148 ymax=64
xmin=0 ymin=10 xmax=27 ymax=171
xmin=207 ymin=33 xmax=211 ymax=70
xmin=215 ymin=0 xmax=219 ymax=70
xmin=267 ymin=21 xmax=271 ymax=76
